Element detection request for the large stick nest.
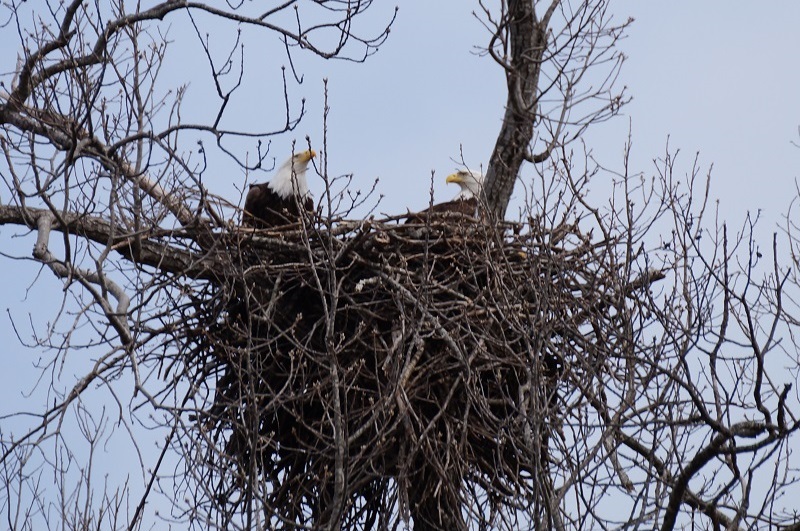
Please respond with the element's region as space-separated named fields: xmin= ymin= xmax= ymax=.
xmin=177 ymin=215 xmax=656 ymax=528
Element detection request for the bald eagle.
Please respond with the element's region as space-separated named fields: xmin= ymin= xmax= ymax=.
xmin=243 ymin=150 xmax=316 ymax=228
xmin=406 ymin=169 xmax=484 ymax=223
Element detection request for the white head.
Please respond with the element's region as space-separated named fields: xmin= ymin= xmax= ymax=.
xmin=445 ymin=170 xmax=484 ymax=200
xmin=268 ymin=149 xmax=316 ymax=199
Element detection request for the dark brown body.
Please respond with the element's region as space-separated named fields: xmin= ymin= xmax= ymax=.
xmin=243 ymin=184 xmax=314 ymax=228
xmin=404 ymin=197 xmax=478 ymax=224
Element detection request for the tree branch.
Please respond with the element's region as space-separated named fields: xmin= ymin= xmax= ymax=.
xmin=0 ymin=204 xmax=217 ymax=280
xmin=32 ymin=211 xmax=132 ymax=345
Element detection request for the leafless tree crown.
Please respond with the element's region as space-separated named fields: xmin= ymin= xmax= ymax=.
xmin=477 ymin=0 xmax=630 ymax=218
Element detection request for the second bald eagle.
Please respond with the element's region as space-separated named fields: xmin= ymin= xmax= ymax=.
xmin=243 ymin=150 xmax=316 ymax=228
xmin=406 ymin=169 xmax=484 ymax=222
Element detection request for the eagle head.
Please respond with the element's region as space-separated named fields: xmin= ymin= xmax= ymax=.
xmin=270 ymin=149 xmax=317 ymax=199
xmin=294 ymin=149 xmax=317 ymax=164
xmin=446 ymin=170 xmax=484 ymax=200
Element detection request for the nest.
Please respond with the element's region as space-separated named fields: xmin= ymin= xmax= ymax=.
xmin=179 ymin=215 xmax=654 ymax=529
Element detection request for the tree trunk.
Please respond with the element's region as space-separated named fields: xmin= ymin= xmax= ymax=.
xmin=483 ymin=0 xmax=551 ymax=219
xmin=409 ymin=463 xmax=466 ymax=531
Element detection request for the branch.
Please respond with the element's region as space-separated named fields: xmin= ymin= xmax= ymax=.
xmin=480 ymin=1 xmax=628 ymax=219
xmin=0 ymin=103 xmax=198 ymax=226
xmin=659 ymin=422 xmax=769 ymax=531
xmin=32 ymin=212 xmax=132 ymax=345
xmin=482 ymin=0 xmax=547 ymax=219
xmin=0 ymin=204 xmax=218 ymax=280
xmin=7 ymin=1 xmax=394 ymax=110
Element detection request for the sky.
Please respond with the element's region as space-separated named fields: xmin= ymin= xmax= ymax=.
xmin=2 ymin=1 xmax=800 ymax=527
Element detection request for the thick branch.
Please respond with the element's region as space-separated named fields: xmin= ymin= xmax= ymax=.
xmin=0 ymin=204 xmax=218 ymax=280
xmin=0 ymin=103 xmax=198 ymax=226
xmin=659 ymin=422 xmax=767 ymax=531
xmin=483 ymin=0 xmax=550 ymax=219
xmin=33 ymin=212 xmax=133 ymax=344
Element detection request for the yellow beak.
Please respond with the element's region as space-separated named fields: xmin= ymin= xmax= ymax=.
xmin=445 ymin=172 xmax=463 ymax=184
xmin=297 ymin=149 xmax=317 ymax=162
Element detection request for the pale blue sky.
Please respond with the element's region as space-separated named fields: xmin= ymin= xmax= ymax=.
xmin=2 ymin=2 xmax=800 ymax=527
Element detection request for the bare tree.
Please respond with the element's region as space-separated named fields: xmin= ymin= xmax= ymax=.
xmin=479 ymin=0 xmax=629 ymax=218
xmin=2 ymin=1 xmax=800 ymax=531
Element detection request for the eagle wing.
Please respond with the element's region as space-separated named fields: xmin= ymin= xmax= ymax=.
xmin=243 ymin=184 xmax=314 ymax=228
xmin=404 ymin=197 xmax=478 ymax=224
